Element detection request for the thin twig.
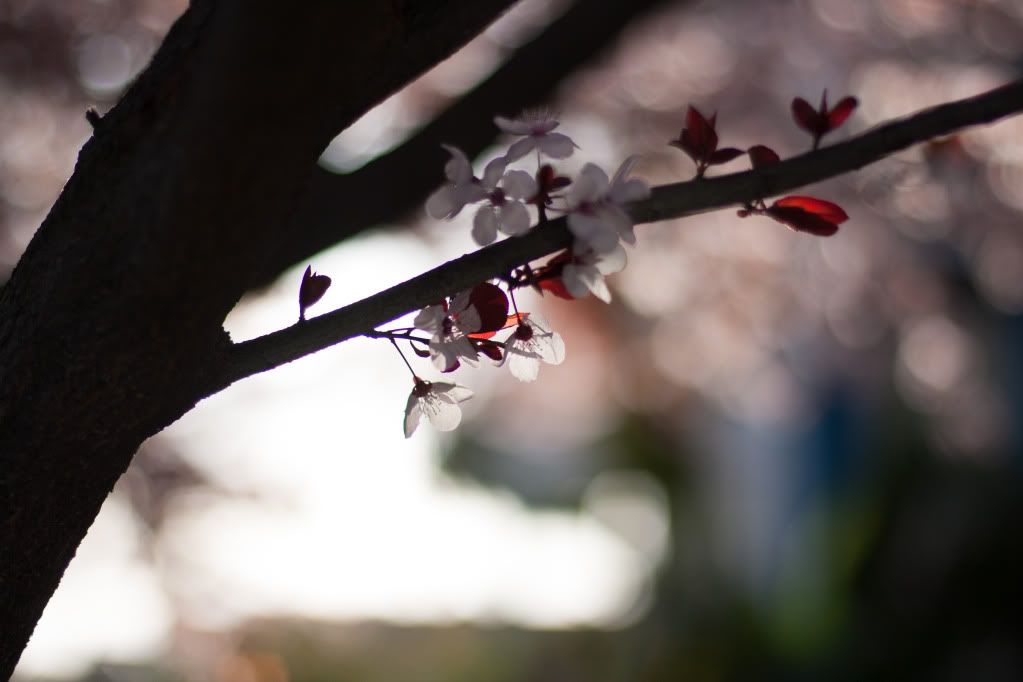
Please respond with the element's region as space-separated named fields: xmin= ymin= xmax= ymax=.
xmin=214 ymin=79 xmax=1023 ymax=392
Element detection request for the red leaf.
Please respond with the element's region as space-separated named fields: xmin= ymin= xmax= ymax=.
xmin=826 ymin=96 xmax=858 ymax=129
xmin=791 ymin=97 xmax=822 ymax=134
xmin=774 ymin=195 xmax=849 ymax=224
xmin=685 ymin=105 xmax=718 ymax=157
xmin=709 ymin=147 xmax=744 ymax=165
xmin=669 ymin=129 xmax=700 ymax=162
xmin=748 ymin=145 xmax=780 ymax=168
xmin=477 ymin=340 xmax=504 ymax=362
xmin=766 ymin=207 xmax=840 ymax=236
xmin=299 ymin=265 xmax=331 ymax=318
xmin=766 ymin=196 xmax=848 ymax=237
xmin=531 ymin=250 xmax=573 ymax=298
xmin=468 ymin=282 xmax=509 ymax=333
xmin=538 ymin=277 xmax=574 ymax=300
xmin=411 ymin=344 xmax=431 ymax=358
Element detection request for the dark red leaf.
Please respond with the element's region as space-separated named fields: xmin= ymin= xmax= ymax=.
xmin=467 ymin=282 xmax=509 ymax=333
xmin=685 ymin=105 xmax=718 ymax=157
xmin=477 ymin=340 xmax=504 ymax=362
xmin=766 ymin=195 xmax=848 ymax=237
xmin=748 ymin=145 xmax=781 ymax=168
xmin=767 ymin=207 xmax=839 ymax=236
xmin=441 ymin=358 xmax=460 ymax=373
xmin=791 ymin=97 xmax=822 ymax=134
xmin=826 ymin=96 xmax=858 ymax=129
xmin=530 ymin=250 xmax=572 ymax=293
xmin=299 ymin=265 xmax=331 ymax=318
xmin=709 ymin=147 xmax=744 ymax=165
xmin=411 ymin=344 xmax=431 ymax=358
xmin=669 ymin=129 xmax=700 ymax=162
xmin=468 ymin=313 xmax=528 ymax=339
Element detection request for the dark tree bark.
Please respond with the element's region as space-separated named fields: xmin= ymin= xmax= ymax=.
xmin=1 ymin=0 xmax=1021 ymax=676
xmin=264 ymin=0 xmax=676 ymax=289
xmin=0 ymin=1 xmax=516 ymax=674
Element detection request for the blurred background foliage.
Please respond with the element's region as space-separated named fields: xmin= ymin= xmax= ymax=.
xmin=4 ymin=0 xmax=1023 ymax=679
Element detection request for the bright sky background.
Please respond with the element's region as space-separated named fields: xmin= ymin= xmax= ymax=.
xmin=17 ymin=228 xmax=667 ymax=679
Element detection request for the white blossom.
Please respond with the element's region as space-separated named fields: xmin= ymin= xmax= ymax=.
xmin=502 ymin=314 xmax=565 ymax=382
xmin=404 ymin=379 xmax=474 ymax=438
xmin=471 ymin=160 xmax=537 ymax=246
xmin=495 ymin=111 xmax=576 ymax=162
xmin=561 ymin=243 xmax=628 ymax=303
xmin=565 ymin=157 xmax=649 ymax=255
xmin=414 ymin=299 xmax=479 ymax=372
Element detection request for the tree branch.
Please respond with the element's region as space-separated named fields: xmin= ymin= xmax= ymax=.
xmin=218 ymin=78 xmax=1023 ymax=390
xmin=0 ymin=1 xmax=523 ymax=674
xmin=260 ymin=0 xmax=678 ymax=289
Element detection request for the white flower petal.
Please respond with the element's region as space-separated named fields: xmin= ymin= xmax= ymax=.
xmin=430 ymin=335 xmax=478 ymax=372
xmin=472 ymin=206 xmax=499 ymax=246
xmin=422 ymin=396 xmax=463 ymax=431
xmin=441 ymin=144 xmax=474 ymax=184
xmin=494 ymin=115 xmax=532 ymax=135
xmin=432 ymin=382 xmax=474 ymax=403
xmin=569 ymin=214 xmax=621 ymax=255
xmin=426 ymin=186 xmax=457 ymax=219
xmin=449 ymin=290 xmax=472 ymax=314
xmin=503 ymin=137 xmax=537 ymax=163
xmin=588 ymin=277 xmax=612 ymax=303
xmin=454 ymin=305 xmax=481 ymax=334
xmin=561 ymin=263 xmax=589 ymax=299
xmin=453 ymin=184 xmax=488 ymax=206
xmin=481 ymin=156 xmax=508 ymax=189
xmin=567 ymin=212 xmax=602 ymax=240
xmin=566 ymin=164 xmax=610 ymax=207
xmin=501 ymin=170 xmax=537 ymax=200
xmin=498 ymin=201 xmax=531 ymax=236
xmin=538 ymin=132 xmax=576 ymax=159
xmin=507 ymin=351 xmax=541 ymax=382
xmin=595 ymin=243 xmax=628 ymax=274
xmin=414 ymin=305 xmax=446 ymax=333
xmin=404 ymin=391 xmax=423 ymax=439
xmin=526 ymin=315 xmax=565 ymax=365
xmin=563 ymin=263 xmax=609 ymax=302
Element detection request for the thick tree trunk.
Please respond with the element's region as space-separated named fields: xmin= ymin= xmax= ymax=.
xmin=0 ymin=1 xmax=515 ymax=674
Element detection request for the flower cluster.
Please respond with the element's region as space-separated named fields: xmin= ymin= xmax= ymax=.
xmin=391 ymin=110 xmax=656 ymax=436
xmin=304 ymin=92 xmax=860 ymax=437
xmin=398 ymin=282 xmax=565 ymax=437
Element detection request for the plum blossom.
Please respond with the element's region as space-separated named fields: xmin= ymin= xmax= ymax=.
xmin=566 ymin=156 xmax=650 ymax=255
xmin=414 ymin=293 xmax=481 ymax=372
xmin=495 ymin=110 xmax=576 ymax=162
xmin=471 ymin=158 xmax=537 ymax=246
xmin=562 ymin=243 xmax=627 ymax=303
xmin=501 ymin=314 xmax=565 ymax=382
xmin=404 ymin=378 xmax=474 ymax=438
xmin=425 ymin=145 xmax=489 ymax=219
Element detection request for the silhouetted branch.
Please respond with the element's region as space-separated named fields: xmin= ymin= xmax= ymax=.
xmin=219 ymin=78 xmax=1023 ymax=390
xmin=257 ymin=0 xmax=678 ymax=288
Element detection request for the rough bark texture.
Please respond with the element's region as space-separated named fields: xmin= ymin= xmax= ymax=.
xmin=0 ymin=1 xmax=515 ymax=674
